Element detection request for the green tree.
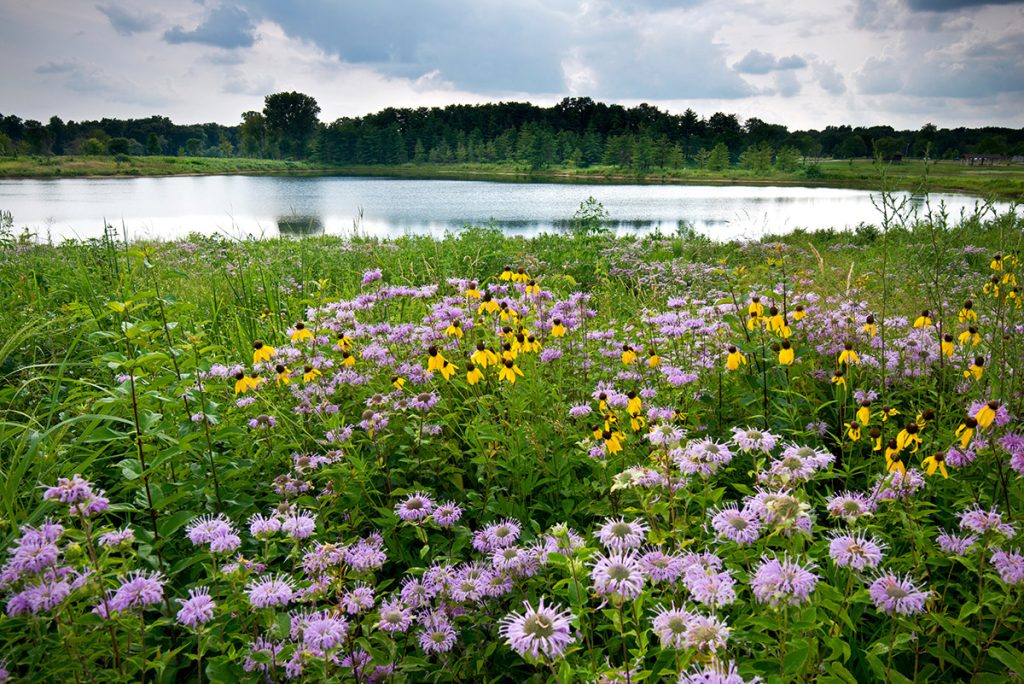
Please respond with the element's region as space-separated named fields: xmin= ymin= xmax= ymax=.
xmin=240 ymin=111 xmax=267 ymax=157
xmin=107 ymin=137 xmax=132 ymax=156
xmin=571 ymin=196 xmax=610 ymax=235
xmin=774 ymin=145 xmax=801 ymax=172
xmin=707 ymin=142 xmax=731 ymax=171
xmin=185 ymin=138 xmax=203 ymax=156
xmin=872 ymin=137 xmax=904 ymax=160
xmin=263 ymin=92 xmax=321 ymax=159
xmin=146 ymin=133 xmax=163 ymax=155
xmin=835 ymin=135 xmax=867 ymax=159
xmin=694 ymin=147 xmax=711 ymax=170
xmin=739 ymin=142 xmax=773 ymax=174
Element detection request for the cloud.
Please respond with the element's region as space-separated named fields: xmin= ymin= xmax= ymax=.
xmin=813 ymin=61 xmax=847 ymax=95
xmin=35 ymin=60 xmax=79 ymax=75
xmin=32 ymin=58 xmax=171 ymax=107
xmin=906 ymin=0 xmax=1023 ymax=10
xmin=223 ymin=70 xmax=274 ymax=95
xmin=774 ymin=71 xmax=802 ymax=97
xmin=164 ymin=4 xmax=257 ymax=49
xmin=733 ymin=50 xmax=807 ymax=74
xmin=856 ymin=56 xmax=904 ymax=94
xmin=96 ymin=4 xmax=161 ymax=36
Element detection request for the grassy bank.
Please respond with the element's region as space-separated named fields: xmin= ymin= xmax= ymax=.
xmin=3 ymin=155 xmax=1023 ymax=199
xmin=1 ymin=204 xmax=1023 ymax=682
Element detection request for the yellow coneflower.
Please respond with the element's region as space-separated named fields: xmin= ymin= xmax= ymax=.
xmin=767 ymin=307 xmax=788 ymax=336
xmin=885 ymin=440 xmax=905 ymax=474
xmin=233 ymin=371 xmax=250 ymax=395
xmin=551 ymin=319 xmax=566 ymax=338
xmin=991 ymin=252 xmax=1004 ymax=271
xmin=603 ymin=429 xmax=623 ymax=454
xmin=291 ymin=322 xmax=314 ymax=342
xmin=512 ymin=332 xmax=526 ymax=354
xmin=500 ymin=265 xmax=513 ymax=281
xmin=648 ymin=354 xmax=661 ymax=368
xmin=392 ymin=376 xmax=406 ymax=391
xmin=791 ymin=304 xmax=806 ymax=322
xmin=444 ymin=320 xmax=464 ymax=339
xmin=964 ymin=356 xmax=985 ymax=381
xmin=941 ymin=334 xmax=955 ymax=357
xmin=847 ymin=421 xmax=862 ymax=441
xmin=913 ymin=310 xmax=932 ymax=328
xmin=498 ymin=302 xmax=518 ymax=322
xmin=275 ymin=364 xmax=291 ymax=385
xmin=956 ymin=416 xmax=977 ymax=448
xmin=838 ymin=342 xmax=859 ymax=366
xmin=426 ymin=345 xmax=446 ymax=372
xmin=870 ymin=427 xmax=882 ymax=451
xmin=259 ymin=307 xmax=272 ymax=321
xmin=591 ymin=424 xmax=604 ymax=440
xmin=253 ymin=340 xmax=276 ymax=365
xmin=439 ymin=360 xmax=456 ymax=380
xmin=524 ymin=279 xmax=540 ymax=296
xmin=603 ymin=412 xmax=618 ymax=431
xmin=880 ymin=406 xmax=899 ymax=422
xmin=464 ymin=281 xmax=481 ymax=299
xmin=630 ymin=414 xmax=646 ymax=432
xmin=959 ymin=326 xmax=980 ymax=346
xmin=748 ymin=296 xmax=764 ymax=317
xmin=896 ymin=422 xmax=922 ymax=453
xmin=498 ymin=359 xmax=523 ymax=384
xmin=597 ymin=392 xmax=608 ymax=412
xmin=466 ymin=363 xmax=483 ymax=385
xmin=471 ymin=342 xmax=498 ymax=368
xmin=916 ymin=409 xmax=935 ymax=428
xmin=521 ymin=335 xmax=541 ymax=354
xmin=726 ymin=345 xmax=747 ymax=371
xmin=746 ymin=311 xmax=764 ymax=331
xmin=627 ymin=391 xmax=642 ymax=416
xmin=340 ymin=351 xmax=355 ymax=367
xmin=303 ymin=365 xmax=321 ymax=382
xmin=958 ymin=300 xmax=977 ymax=323
xmin=921 ymin=452 xmax=949 ymax=479
xmin=832 ymin=369 xmax=846 ymax=389
xmin=862 ymin=314 xmax=877 ymax=338
xmin=975 ymin=400 xmax=999 ymax=429
xmin=335 ymin=333 xmax=352 ymax=352
xmin=778 ymin=340 xmax=794 ymax=366
xmin=501 ymin=342 xmax=517 ymax=361
xmin=478 ymin=293 xmax=499 ymax=315
xmin=513 ymin=267 xmax=529 ymax=283
xmin=857 ymin=400 xmax=871 ymax=426
xmin=984 ymin=275 xmax=1000 ymax=297
xmin=622 ymin=345 xmax=638 ymax=366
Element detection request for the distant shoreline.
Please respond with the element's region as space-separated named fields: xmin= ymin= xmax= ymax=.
xmin=2 ymin=156 xmax=1022 ymax=199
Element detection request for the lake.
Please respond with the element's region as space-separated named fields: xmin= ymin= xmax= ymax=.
xmin=0 ymin=175 xmax=1007 ymax=242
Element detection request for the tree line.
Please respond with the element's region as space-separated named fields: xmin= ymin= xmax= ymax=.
xmin=2 ymin=93 xmax=1022 ymax=172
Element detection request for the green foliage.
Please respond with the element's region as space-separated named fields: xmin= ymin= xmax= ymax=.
xmin=708 ymin=142 xmax=731 ymax=171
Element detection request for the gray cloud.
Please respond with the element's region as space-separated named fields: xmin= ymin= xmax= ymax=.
xmin=856 ymin=56 xmax=904 ymax=94
xmin=774 ymin=71 xmax=802 ymax=97
xmin=906 ymin=0 xmax=1023 ymax=10
xmin=813 ymin=61 xmax=847 ymax=95
xmin=733 ymin=50 xmax=807 ymax=74
xmin=35 ymin=60 xmax=79 ymax=75
xmin=96 ymin=4 xmax=161 ymax=36
xmin=164 ymin=4 xmax=257 ymax=49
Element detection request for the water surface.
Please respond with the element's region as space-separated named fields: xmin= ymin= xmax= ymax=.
xmin=0 ymin=175 xmax=1004 ymax=242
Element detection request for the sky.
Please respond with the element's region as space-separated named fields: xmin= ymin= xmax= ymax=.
xmin=2 ymin=0 xmax=1023 ymax=131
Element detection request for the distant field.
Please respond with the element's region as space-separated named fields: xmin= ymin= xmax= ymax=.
xmin=2 ymin=155 xmax=1023 ymax=199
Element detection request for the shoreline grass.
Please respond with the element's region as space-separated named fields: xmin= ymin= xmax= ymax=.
xmin=2 ymin=155 xmax=1023 ymax=199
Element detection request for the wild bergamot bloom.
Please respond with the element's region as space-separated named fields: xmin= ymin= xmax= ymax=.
xmin=498 ymin=359 xmax=523 ymax=384
xmin=499 ymin=598 xmax=575 ymax=661
xmin=726 ymin=346 xmax=746 ymax=371
xmin=290 ymin=322 xmax=314 ymax=342
xmin=913 ymin=310 xmax=932 ymax=328
xmin=964 ymin=355 xmax=985 ymax=380
xmin=838 ymin=342 xmax=859 ymax=365
xmin=862 ymin=314 xmax=877 ymax=337
xmin=921 ymin=451 xmax=949 ymax=478
xmin=252 ymin=340 xmax=275 ymax=365
xmin=550 ymin=319 xmax=566 ymax=337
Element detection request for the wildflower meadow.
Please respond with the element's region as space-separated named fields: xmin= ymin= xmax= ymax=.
xmin=1 ymin=200 xmax=1023 ymax=683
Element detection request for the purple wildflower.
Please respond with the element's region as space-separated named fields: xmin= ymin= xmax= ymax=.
xmin=418 ymin=612 xmax=457 ymax=654
xmin=731 ymin=426 xmax=780 ymax=454
xmin=868 ymin=573 xmax=929 ymax=615
xmin=176 ymin=586 xmax=215 ymax=628
xmin=678 ymin=661 xmax=760 ymax=684
xmin=750 ymin=555 xmax=819 ymax=608
xmin=396 ymin=492 xmax=435 ymax=522
xmin=281 ymin=512 xmax=317 ymax=540
xmin=958 ymin=505 xmax=1016 ymax=538
xmin=590 ymin=550 xmax=647 ymax=599
xmin=596 ymin=517 xmax=650 ymax=551
xmin=432 ymin=501 xmax=463 ymax=528
xmin=684 ymin=613 xmax=730 ymax=653
xmin=936 ymin=530 xmax=977 ymax=555
xmin=98 ymin=527 xmax=135 ymax=548
xmin=709 ymin=504 xmax=762 ymax=545
xmin=828 ymin=532 xmax=885 ymax=570
xmin=991 ymin=549 xmax=1024 ymax=585
xmin=247 ymin=575 xmax=295 ymax=609
xmin=499 ymin=598 xmax=576 ymax=660
xmin=651 ymin=605 xmax=693 ymax=649
xmin=377 ymin=599 xmax=414 ymax=633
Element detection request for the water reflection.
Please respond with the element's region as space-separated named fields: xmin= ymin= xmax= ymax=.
xmin=276 ymin=215 xmax=324 ymax=236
